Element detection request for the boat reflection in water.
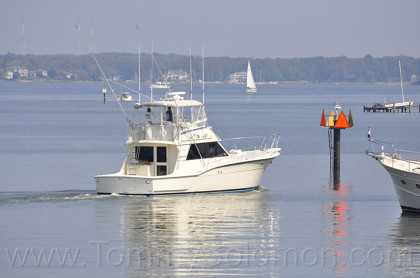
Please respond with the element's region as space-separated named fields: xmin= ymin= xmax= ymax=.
xmin=387 ymin=215 xmax=420 ymax=276
xmin=103 ymin=191 xmax=280 ymax=276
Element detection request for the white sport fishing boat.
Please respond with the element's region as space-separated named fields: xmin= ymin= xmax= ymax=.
xmin=246 ymin=60 xmax=257 ymax=94
xmin=95 ymin=91 xmax=280 ymax=195
xmin=367 ymin=140 xmax=420 ymax=213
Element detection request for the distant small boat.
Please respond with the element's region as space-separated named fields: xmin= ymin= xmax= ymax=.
xmin=119 ymin=92 xmax=133 ymax=102
xmin=151 ymin=81 xmax=169 ymax=89
xmin=246 ymin=60 xmax=257 ymax=93
xmin=383 ymin=61 xmax=413 ymax=108
xmin=367 ymin=140 xmax=420 ymax=213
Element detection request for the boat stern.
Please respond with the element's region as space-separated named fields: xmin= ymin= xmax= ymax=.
xmin=95 ymin=174 xmax=154 ymax=195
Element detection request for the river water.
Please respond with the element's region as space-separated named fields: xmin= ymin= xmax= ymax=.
xmin=1 ymin=82 xmax=420 ymax=277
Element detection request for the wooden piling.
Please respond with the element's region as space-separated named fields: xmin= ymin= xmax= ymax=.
xmin=333 ymin=128 xmax=341 ymax=186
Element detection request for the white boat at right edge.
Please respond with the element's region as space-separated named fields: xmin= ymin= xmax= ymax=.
xmin=367 ymin=140 xmax=420 ymax=213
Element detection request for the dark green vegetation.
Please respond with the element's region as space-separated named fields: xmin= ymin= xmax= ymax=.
xmin=1 ymin=52 xmax=420 ymax=84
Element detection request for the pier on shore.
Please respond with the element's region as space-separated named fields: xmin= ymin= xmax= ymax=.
xmin=363 ymin=103 xmax=420 ymax=113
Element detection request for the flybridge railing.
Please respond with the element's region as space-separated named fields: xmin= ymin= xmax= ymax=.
xmin=368 ymin=139 xmax=396 ymax=156
xmin=221 ymin=134 xmax=281 ymax=152
xmin=130 ymin=123 xmax=178 ymax=142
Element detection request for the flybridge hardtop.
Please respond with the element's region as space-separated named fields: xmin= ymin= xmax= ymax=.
xmin=95 ymin=90 xmax=280 ymax=195
xmin=134 ymin=99 xmax=203 ymax=109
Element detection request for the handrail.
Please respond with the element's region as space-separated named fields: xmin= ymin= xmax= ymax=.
xmin=368 ymin=139 xmax=420 ymax=172
xmin=221 ymin=134 xmax=280 ymax=152
xmin=370 ymin=139 xmax=419 ymax=161
xmin=395 ymin=148 xmax=420 ymax=157
xmin=222 ymin=136 xmax=265 ymax=141
xmin=369 ymin=139 xmax=396 ymax=154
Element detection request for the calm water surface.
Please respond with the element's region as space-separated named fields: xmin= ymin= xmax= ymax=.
xmin=1 ymin=82 xmax=420 ymax=277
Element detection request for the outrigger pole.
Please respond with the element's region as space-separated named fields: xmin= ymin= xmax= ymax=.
xmin=150 ymin=42 xmax=154 ymax=102
xmin=190 ymin=45 xmax=193 ymax=100
xmin=75 ymin=24 xmax=132 ymax=127
xmin=135 ymin=25 xmax=172 ymax=100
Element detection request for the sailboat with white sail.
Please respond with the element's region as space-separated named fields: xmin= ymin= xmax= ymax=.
xmin=246 ymin=60 xmax=257 ymax=93
xmin=384 ymin=60 xmax=413 ymax=109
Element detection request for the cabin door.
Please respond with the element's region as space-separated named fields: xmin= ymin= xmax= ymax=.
xmin=156 ymin=146 xmax=167 ymax=176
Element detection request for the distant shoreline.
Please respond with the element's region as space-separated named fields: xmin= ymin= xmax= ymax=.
xmin=1 ymin=79 xmax=414 ymax=86
xmin=2 ymin=53 xmax=419 ymax=85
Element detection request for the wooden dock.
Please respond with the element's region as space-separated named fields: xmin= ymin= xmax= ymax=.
xmin=364 ymin=103 xmax=420 ymax=113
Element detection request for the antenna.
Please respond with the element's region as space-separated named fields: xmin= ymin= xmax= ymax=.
xmin=21 ymin=17 xmax=26 ymax=55
xmin=77 ymin=16 xmax=81 ymax=55
xmin=399 ymin=60 xmax=404 ymax=103
xmin=202 ymin=45 xmax=205 ymax=104
xmin=138 ymin=45 xmax=141 ymax=104
xmin=190 ymin=45 xmax=193 ymax=100
xmin=89 ymin=19 xmax=94 ymax=52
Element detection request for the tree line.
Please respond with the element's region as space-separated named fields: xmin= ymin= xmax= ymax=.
xmin=1 ymin=52 xmax=419 ymax=84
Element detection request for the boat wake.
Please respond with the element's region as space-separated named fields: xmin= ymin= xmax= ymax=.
xmin=0 ymin=190 xmax=121 ymax=205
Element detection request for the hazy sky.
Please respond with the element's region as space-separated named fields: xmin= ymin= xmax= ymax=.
xmin=1 ymin=0 xmax=419 ymax=58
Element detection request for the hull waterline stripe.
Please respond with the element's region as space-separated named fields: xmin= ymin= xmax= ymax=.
xmin=97 ymin=186 xmax=258 ymax=196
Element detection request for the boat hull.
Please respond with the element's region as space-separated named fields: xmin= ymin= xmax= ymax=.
xmin=95 ymin=158 xmax=274 ymax=195
xmin=246 ymin=88 xmax=257 ymax=93
xmin=381 ymin=163 xmax=420 ymax=213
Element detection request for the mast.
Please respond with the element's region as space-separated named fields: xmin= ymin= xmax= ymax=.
xmin=399 ymin=60 xmax=404 ymax=103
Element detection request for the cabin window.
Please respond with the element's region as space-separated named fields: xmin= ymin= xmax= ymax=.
xmin=135 ymin=146 xmax=153 ymax=162
xmin=416 ymin=184 xmax=420 ymax=189
xmin=157 ymin=165 xmax=167 ymax=176
xmin=157 ymin=147 xmax=167 ymax=162
xmin=401 ymin=180 xmax=407 ymax=185
xmin=187 ymin=142 xmax=227 ymax=160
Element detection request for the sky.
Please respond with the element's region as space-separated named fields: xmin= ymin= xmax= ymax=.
xmin=1 ymin=0 xmax=419 ymax=59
